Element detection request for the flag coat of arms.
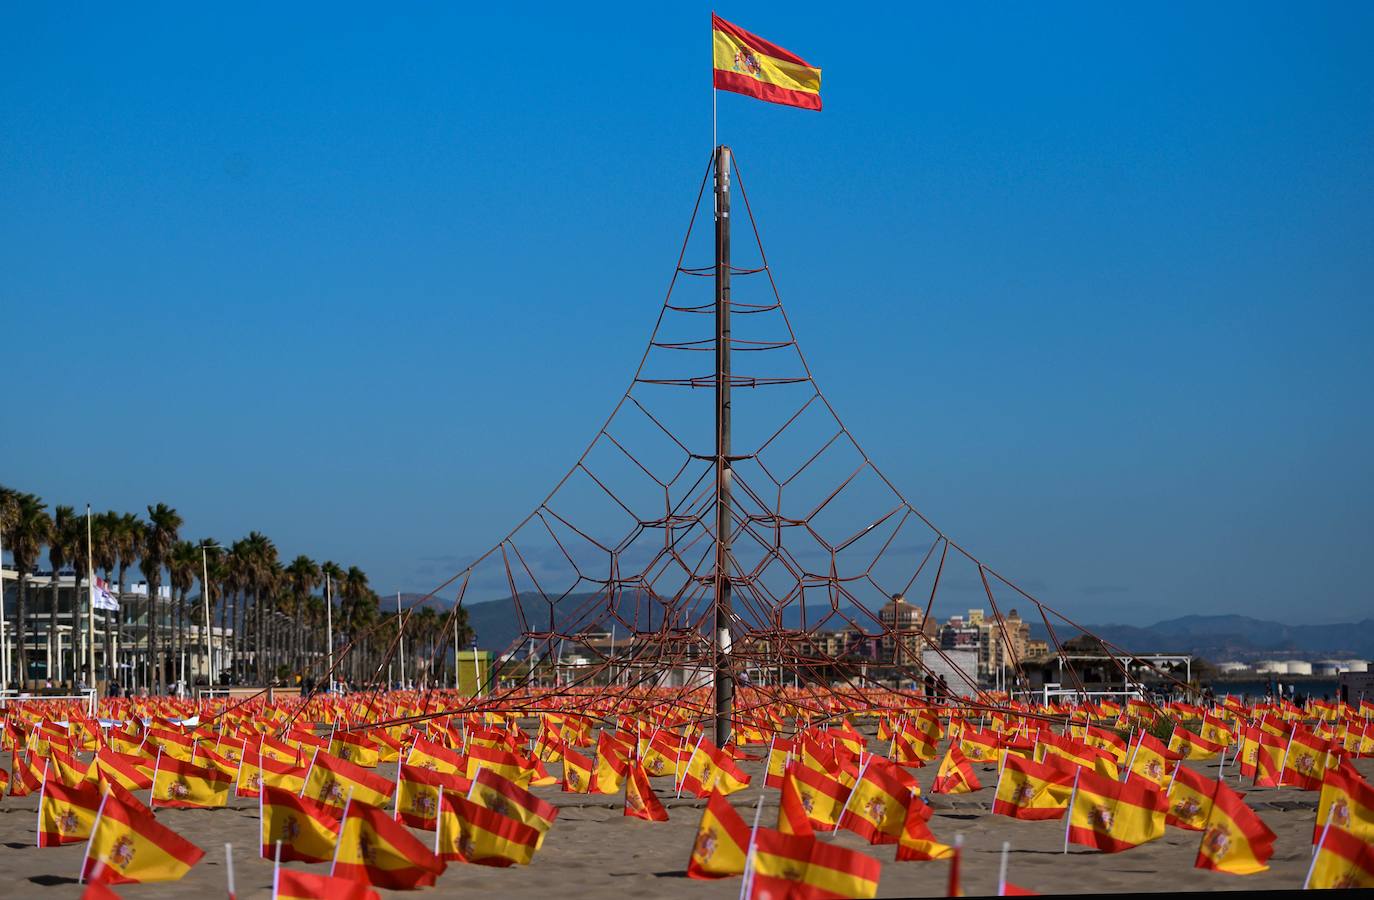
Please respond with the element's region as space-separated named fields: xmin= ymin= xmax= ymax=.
xmin=712 ymin=14 xmax=821 ymax=110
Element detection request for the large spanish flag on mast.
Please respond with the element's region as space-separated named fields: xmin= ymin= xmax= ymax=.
xmin=712 ymin=14 xmax=821 ymax=111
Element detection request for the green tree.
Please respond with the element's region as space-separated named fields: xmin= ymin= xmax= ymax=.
xmin=7 ymin=493 xmax=50 ymax=686
xmin=143 ymin=503 xmax=182 ymax=693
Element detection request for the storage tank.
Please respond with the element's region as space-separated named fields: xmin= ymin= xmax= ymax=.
xmin=1285 ymin=660 xmax=1313 ymax=676
xmin=1254 ymin=660 xmax=1285 ymax=674
xmin=1216 ymin=661 xmax=1249 ymax=674
xmin=1313 ymin=660 xmax=1343 ymax=676
xmin=1343 ymin=660 xmax=1369 ymax=673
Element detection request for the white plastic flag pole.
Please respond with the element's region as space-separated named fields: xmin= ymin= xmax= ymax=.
xmin=1304 ymin=806 xmax=1337 ymax=887
xmin=1063 ymin=768 xmax=1081 ymax=854
xmin=271 ymin=841 xmax=281 ymax=899
xmin=738 ymin=795 xmax=766 ymax=900
xmin=997 ymin=840 xmax=1010 ymax=896
xmin=225 ymin=842 xmax=236 ymax=900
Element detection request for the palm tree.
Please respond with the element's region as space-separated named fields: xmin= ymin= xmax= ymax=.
xmin=196 ymin=540 xmax=222 ymax=685
xmin=339 ymin=566 xmax=370 ymax=683
xmin=8 ymin=493 xmax=50 ymax=686
xmin=285 ymin=555 xmax=320 ymax=676
xmin=143 ymin=503 xmax=182 ymax=693
xmin=168 ymin=540 xmax=200 ymax=691
xmin=47 ymin=505 xmax=79 ymax=685
xmin=242 ymin=533 xmax=278 ymax=683
xmin=112 ymin=513 xmax=143 ymax=689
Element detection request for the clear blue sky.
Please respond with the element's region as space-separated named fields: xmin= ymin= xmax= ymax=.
xmin=3 ymin=2 xmax=1371 ymax=625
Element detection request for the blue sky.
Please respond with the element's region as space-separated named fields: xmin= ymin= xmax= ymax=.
xmin=3 ymin=2 xmax=1371 ymax=625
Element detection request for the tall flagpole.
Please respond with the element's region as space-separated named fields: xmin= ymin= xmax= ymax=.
xmin=201 ymin=544 xmax=214 ymax=687
xmin=713 ymin=144 xmax=734 ymax=745
xmin=396 ymin=591 xmax=405 ymax=689
xmin=325 ymin=572 xmax=334 ymax=692
xmin=86 ymin=505 xmax=96 ymax=686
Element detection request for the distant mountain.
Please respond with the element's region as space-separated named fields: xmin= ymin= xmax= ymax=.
xmin=395 ymin=593 xmax=1374 ymax=662
xmin=1027 ymin=614 xmax=1374 ymax=661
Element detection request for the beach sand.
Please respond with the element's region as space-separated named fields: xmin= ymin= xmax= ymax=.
xmin=0 ymin=731 xmax=1357 ymax=898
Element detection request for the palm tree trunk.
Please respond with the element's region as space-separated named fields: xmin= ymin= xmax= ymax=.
xmin=50 ymin=577 xmax=61 ymax=686
xmin=148 ymin=578 xmax=159 ymax=694
xmin=16 ymin=577 xmax=28 ymax=688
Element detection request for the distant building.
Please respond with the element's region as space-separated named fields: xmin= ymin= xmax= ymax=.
xmin=879 ymin=594 xmax=935 ymax=666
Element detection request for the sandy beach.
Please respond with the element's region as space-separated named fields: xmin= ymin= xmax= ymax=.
xmin=0 ymin=726 xmax=1356 ymax=899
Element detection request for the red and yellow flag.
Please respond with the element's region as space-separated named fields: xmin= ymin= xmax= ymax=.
xmin=437 ymin=794 xmax=540 ymax=867
xmin=993 ymin=754 xmax=1076 ymax=820
xmin=749 ymin=828 xmax=881 ymax=899
xmin=260 ymin=785 xmax=341 ymax=864
xmin=1193 ymin=779 xmax=1275 ymax=876
xmin=274 ymin=867 xmax=380 ymax=900
xmin=150 ymin=754 xmax=232 ymax=810
xmin=331 ymin=798 xmax=445 ymax=889
xmin=473 ymin=766 xmax=561 ymax=843
xmin=711 ymin=14 xmax=821 ymax=111
xmin=396 ymin=763 xmax=470 ymax=831
xmin=303 ymin=749 xmax=394 ymax=812
xmin=38 ymin=777 xmax=103 ymax=847
xmin=895 ymin=798 xmax=954 ymax=862
xmin=82 ymin=793 xmax=205 ymax=884
xmin=687 ymin=789 xmax=751 ymax=879
xmin=1315 ymin=762 xmax=1374 ymax=844
xmin=1307 ymin=825 xmax=1374 ymax=889
xmin=932 ymin=744 xmax=983 ymax=795
xmin=1066 ymin=768 xmax=1167 ymax=853
xmin=839 ymin=762 xmax=910 ymax=845
xmin=624 ymin=761 xmax=669 ymax=823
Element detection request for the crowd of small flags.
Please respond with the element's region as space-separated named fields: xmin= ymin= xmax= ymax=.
xmin=3 ymin=689 xmax=1374 ymax=897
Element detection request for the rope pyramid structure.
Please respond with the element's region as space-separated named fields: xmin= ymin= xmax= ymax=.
xmin=336 ymin=148 xmax=1187 ymax=732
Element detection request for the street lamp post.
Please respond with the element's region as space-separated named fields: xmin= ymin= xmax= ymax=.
xmin=200 ymin=542 xmax=219 ymax=688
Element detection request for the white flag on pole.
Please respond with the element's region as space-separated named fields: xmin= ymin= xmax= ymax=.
xmin=92 ymin=576 xmax=119 ymax=611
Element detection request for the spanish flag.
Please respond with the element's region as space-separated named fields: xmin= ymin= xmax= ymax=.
xmin=562 ymin=746 xmax=595 ymax=794
xmin=81 ymin=793 xmax=205 ymax=884
xmin=405 ymin=735 xmax=466 ymax=775
xmin=1307 ymin=825 xmax=1374 ymax=889
xmin=1165 ymin=763 xmax=1220 ymax=832
xmin=303 ymin=749 xmax=395 ymax=812
xmin=260 ymin=785 xmax=341 ymax=864
xmin=992 ymin=755 xmax=1076 ymax=821
xmin=332 ymin=798 xmax=445 ymax=889
xmin=711 ymin=14 xmax=821 ymax=111
xmin=437 ymin=794 xmax=540 ymax=867
xmin=687 ymin=789 xmax=751 ymax=879
xmin=330 ymin=729 xmax=381 ymax=769
xmin=94 ymin=747 xmax=154 ymax=791
xmin=38 ymin=777 xmax=103 ymax=847
xmin=1066 ymin=767 xmax=1167 ymax=853
xmin=840 ymin=762 xmax=910 ymax=845
xmin=1192 ymin=779 xmax=1275 ymax=876
xmin=464 ymin=744 xmax=534 ymax=789
xmin=1315 ymin=762 xmax=1374 ymax=844
xmin=777 ymin=765 xmax=815 ymax=837
xmin=895 ymin=798 xmax=954 ymax=862
xmin=783 ymin=761 xmax=849 ymax=830
xmin=472 ymin=766 xmax=561 ymax=843
xmin=396 ymin=763 xmax=471 ymax=831
xmin=150 ymin=754 xmax=232 ymax=810
xmin=932 ymin=745 xmax=984 ymax=795
xmin=749 ymin=828 xmax=881 ymax=899
xmin=274 ymin=867 xmax=380 ymax=900
xmin=624 ymin=761 xmax=669 ymax=823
